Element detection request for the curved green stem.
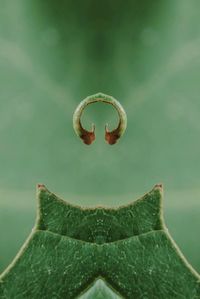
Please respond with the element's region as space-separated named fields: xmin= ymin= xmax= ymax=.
xmin=73 ymin=92 xmax=127 ymax=145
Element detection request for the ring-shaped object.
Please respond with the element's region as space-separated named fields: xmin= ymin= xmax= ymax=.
xmin=73 ymin=92 xmax=127 ymax=145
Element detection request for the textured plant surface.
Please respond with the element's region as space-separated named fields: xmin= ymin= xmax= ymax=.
xmin=0 ymin=184 xmax=199 ymax=298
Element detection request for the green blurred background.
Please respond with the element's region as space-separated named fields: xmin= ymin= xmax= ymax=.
xmin=0 ymin=0 xmax=200 ymax=275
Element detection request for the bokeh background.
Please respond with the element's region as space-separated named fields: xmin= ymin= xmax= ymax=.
xmin=0 ymin=0 xmax=200 ymax=275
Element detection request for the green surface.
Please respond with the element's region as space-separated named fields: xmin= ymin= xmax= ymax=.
xmin=0 ymin=0 xmax=200 ymax=288
xmin=0 ymin=185 xmax=199 ymax=298
xmin=78 ymin=280 xmax=123 ymax=299
xmin=36 ymin=184 xmax=162 ymax=243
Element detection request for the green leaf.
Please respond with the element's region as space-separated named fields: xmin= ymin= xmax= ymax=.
xmin=0 ymin=184 xmax=200 ymax=298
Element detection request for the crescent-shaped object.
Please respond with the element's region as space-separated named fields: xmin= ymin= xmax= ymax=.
xmin=73 ymin=92 xmax=127 ymax=145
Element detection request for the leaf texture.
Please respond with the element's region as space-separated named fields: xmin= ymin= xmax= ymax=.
xmin=0 ymin=184 xmax=199 ymax=298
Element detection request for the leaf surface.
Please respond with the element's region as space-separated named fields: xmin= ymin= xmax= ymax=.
xmin=0 ymin=184 xmax=199 ymax=298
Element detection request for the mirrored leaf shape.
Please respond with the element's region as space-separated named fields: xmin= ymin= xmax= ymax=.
xmin=0 ymin=184 xmax=200 ymax=298
xmin=77 ymin=279 xmax=123 ymax=299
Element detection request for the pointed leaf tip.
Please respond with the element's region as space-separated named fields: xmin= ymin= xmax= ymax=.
xmin=155 ymin=183 xmax=163 ymax=188
xmin=154 ymin=183 xmax=163 ymax=192
xmin=37 ymin=184 xmax=46 ymax=189
xmin=37 ymin=184 xmax=48 ymax=199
